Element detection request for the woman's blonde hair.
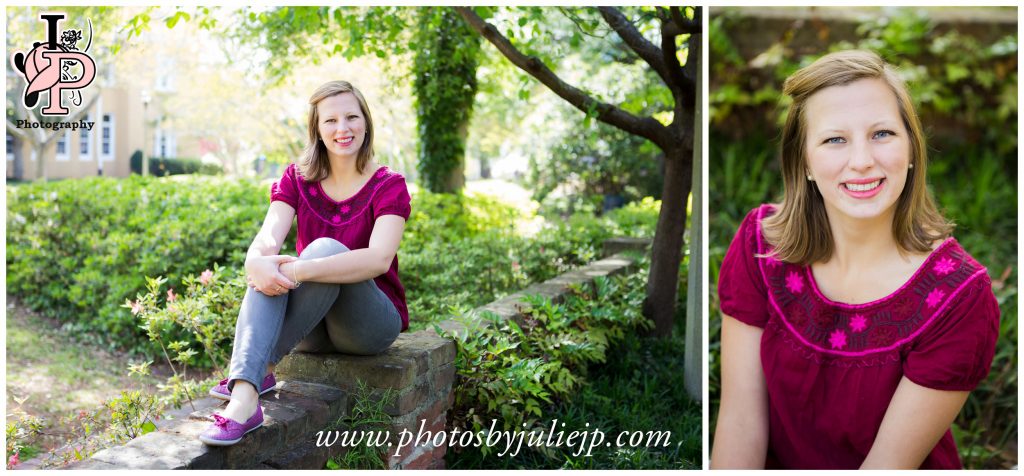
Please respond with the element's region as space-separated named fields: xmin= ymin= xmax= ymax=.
xmin=762 ymin=49 xmax=952 ymax=265
xmin=298 ymin=80 xmax=375 ymax=181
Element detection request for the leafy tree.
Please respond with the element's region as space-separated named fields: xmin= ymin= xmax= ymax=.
xmin=412 ymin=8 xmax=481 ymax=192
xmin=229 ymin=7 xmax=480 ymax=193
xmin=456 ymin=6 xmax=700 ymax=337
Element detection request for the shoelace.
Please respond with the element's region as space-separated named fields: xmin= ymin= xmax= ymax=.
xmin=212 ymin=414 xmax=231 ymax=429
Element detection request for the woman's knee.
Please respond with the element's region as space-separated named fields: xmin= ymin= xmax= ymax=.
xmin=300 ymin=237 xmax=350 ymax=260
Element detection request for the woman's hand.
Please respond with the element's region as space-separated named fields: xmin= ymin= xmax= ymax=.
xmin=245 ymin=254 xmax=297 ymax=296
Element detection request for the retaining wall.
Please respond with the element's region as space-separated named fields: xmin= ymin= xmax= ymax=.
xmin=69 ymin=237 xmax=649 ymax=470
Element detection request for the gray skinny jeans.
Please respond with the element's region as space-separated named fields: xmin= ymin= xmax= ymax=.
xmin=227 ymin=237 xmax=401 ymax=392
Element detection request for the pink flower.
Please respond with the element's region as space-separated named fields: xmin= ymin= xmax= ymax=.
xmin=933 ymin=257 xmax=956 ymax=276
xmin=765 ymin=255 xmax=782 ymax=268
xmin=828 ymin=329 xmax=848 ymax=350
xmin=78 ymin=409 xmax=88 ymax=419
xmin=167 ymin=288 xmax=177 ymax=302
xmin=199 ymin=269 xmax=214 ymax=286
xmin=8 ymin=451 xmax=19 ymax=469
xmin=849 ymin=314 xmax=868 ymax=333
xmin=331 ymin=215 xmax=341 ymax=224
xmin=511 ymin=261 xmax=521 ymax=272
xmin=130 ymin=300 xmax=144 ymax=315
xmin=340 ymin=205 xmax=351 ymax=214
xmin=926 ymin=288 xmax=945 ymax=308
xmin=309 ymin=186 xmax=318 ymax=197
xmin=785 ymin=271 xmax=804 ymax=294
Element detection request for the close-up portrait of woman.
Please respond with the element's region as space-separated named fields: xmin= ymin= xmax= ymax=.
xmin=707 ymin=7 xmax=1017 ymax=470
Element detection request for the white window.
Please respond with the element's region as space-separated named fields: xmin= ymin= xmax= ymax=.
xmin=154 ymin=128 xmax=177 ymax=158
xmin=156 ymin=58 xmax=176 ymax=92
xmin=79 ymin=114 xmax=91 ymax=160
xmin=56 ymin=131 xmax=70 ymax=161
xmin=7 ymin=134 xmax=14 ymax=161
xmin=101 ymin=113 xmax=115 ymax=161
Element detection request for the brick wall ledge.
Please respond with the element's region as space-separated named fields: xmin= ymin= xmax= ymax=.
xmin=67 ymin=237 xmax=649 ymax=470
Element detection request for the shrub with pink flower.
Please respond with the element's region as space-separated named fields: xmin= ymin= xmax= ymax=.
xmin=199 ymin=269 xmax=214 ymax=286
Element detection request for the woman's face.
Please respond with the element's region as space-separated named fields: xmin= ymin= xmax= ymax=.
xmin=317 ymin=92 xmax=367 ymax=161
xmin=803 ymin=78 xmax=911 ymax=224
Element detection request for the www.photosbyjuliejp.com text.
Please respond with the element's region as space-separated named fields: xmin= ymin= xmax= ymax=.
xmin=315 ymin=419 xmax=672 ymax=458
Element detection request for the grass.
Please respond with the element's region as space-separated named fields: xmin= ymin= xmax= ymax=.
xmin=4 ymin=295 xmax=167 ymax=464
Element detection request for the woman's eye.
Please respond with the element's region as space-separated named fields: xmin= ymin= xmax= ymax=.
xmin=347 ymin=115 xmax=358 ymax=120
xmin=325 ymin=119 xmax=335 ymax=123
xmin=824 ymin=137 xmax=846 ymax=145
xmin=873 ymin=130 xmax=895 ymax=139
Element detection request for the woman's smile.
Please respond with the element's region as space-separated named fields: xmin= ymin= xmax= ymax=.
xmin=840 ymin=177 xmax=885 ymax=198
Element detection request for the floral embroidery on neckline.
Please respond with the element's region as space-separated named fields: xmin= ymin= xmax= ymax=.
xmin=295 ymin=166 xmax=395 ymax=227
xmin=754 ymin=204 xmax=983 ymax=356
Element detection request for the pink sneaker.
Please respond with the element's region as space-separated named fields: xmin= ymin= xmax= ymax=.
xmin=198 ymin=406 xmax=264 ymax=446
xmin=208 ymin=374 xmax=277 ymax=401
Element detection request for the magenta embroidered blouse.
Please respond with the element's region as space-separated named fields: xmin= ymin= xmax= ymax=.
xmin=270 ymin=163 xmax=412 ymax=331
xmin=718 ymin=204 xmax=1000 ymax=469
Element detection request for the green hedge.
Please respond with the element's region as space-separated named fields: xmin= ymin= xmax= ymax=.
xmin=130 ymin=154 xmax=223 ymax=176
xmin=6 ymin=176 xmax=660 ymax=362
xmin=7 ymin=177 xmax=269 ymax=356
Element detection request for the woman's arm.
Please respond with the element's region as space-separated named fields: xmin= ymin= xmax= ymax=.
xmin=245 ymin=201 xmax=298 ymax=295
xmin=860 ymin=377 xmax=968 ymax=469
xmin=247 ymin=201 xmax=296 ymax=258
xmin=711 ymin=314 xmax=770 ymax=469
xmin=283 ymin=214 xmax=405 ymax=284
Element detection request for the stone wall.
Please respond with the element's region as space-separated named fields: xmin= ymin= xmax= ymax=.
xmin=69 ymin=237 xmax=649 ymax=470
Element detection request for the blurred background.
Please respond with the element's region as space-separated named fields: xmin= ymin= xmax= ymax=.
xmin=707 ymin=6 xmax=1018 ymax=469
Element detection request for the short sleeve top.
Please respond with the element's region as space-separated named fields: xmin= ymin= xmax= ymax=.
xmin=718 ymin=204 xmax=1000 ymax=469
xmin=270 ymin=163 xmax=412 ymax=331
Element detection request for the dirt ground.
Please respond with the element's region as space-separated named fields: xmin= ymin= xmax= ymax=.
xmin=4 ymin=294 xmax=213 ymax=467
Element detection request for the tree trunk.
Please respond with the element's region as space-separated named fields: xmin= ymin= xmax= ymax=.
xmin=13 ymin=145 xmax=24 ymax=180
xmin=34 ymin=142 xmax=47 ymax=181
xmin=643 ymin=144 xmax=691 ymax=337
xmin=443 ymin=120 xmax=469 ymax=192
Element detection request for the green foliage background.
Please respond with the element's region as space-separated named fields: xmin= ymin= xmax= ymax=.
xmin=707 ymin=7 xmax=1017 ymax=469
xmin=5 ymin=176 xmax=660 ymax=360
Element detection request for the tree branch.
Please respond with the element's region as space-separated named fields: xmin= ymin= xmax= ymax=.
xmin=661 ymin=7 xmax=692 ymax=95
xmin=674 ymin=7 xmax=701 ymax=35
xmin=6 ymin=120 xmax=31 ymax=142
xmin=455 ymin=7 xmax=668 ymax=148
xmin=596 ymin=7 xmax=672 ymax=86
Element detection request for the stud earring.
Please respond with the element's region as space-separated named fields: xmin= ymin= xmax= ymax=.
xmin=807 ymin=174 xmax=814 ymax=182
xmin=909 ymin=162 xmax=914 ymax=169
